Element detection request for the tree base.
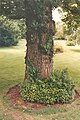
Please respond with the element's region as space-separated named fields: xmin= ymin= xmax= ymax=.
xmin=6 ymin=84 xmax=79 ymax=110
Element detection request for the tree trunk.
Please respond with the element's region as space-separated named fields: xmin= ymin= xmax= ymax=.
xmin=25 ymin=1 xmax=55 ymax=80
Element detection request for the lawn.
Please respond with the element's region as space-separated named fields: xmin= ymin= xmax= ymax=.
xmin=0 ymin=40 xmax=26 ymax=98
xmin=54 ymin=40 xmax=80 ymax=87
xmin=0 ymin=107 xmax=14 ymax=120
xmin=0 ymin=40 xmax=80 ymax=120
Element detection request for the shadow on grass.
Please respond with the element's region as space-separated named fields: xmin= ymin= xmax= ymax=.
xmin=70 ymin=49 xmax=80 ymax=53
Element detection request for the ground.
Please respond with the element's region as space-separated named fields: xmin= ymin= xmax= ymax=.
xmin=6 ymin=85 xmax=65 ymax=110
xmin=1 ymin=88 xmax=80 ymax=120
xmin=0 ymin=40 xmax=80 ymax=120
xmin=0 ymin=100 xmax=34 ymax=120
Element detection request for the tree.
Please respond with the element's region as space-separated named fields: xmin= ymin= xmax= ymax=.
xmin=24 ymin=0 xmax=55 ymax=80
xmin=1 ymin=0 xmax=80 ymax=79
xmin=0 ymin=0 xmax=75 ymax=104
xmin=0 ymin=0 xmax=61 ymax=79
xmin=62 ymin=0 xmax=80 ymax=34
xmin=0 ymin=0 xmax=25 ymax=19
xmin=24 ymin=0 xmax=80 ymax=80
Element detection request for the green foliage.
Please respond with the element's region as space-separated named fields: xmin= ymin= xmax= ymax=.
xmin=25 ymin=1 xmax=54 ymax=56
xmin=66 ymin=35 xmax=76 ymax=46
xmin=0 ymin=0 xmax=25 ymax=19
xmin=0 ymin=16 xmax=26 ymax=47
xmin=66 ymin=41 xmax=75 ymax=46
xmin=74 ymin=27 xmax=80 ymax=45
xmin=21 ymin=69 xmax=75 ymax=104
xmin=0 ymin=0 xmax=62 ymax=19
xmin=62 ymin=0 xmax=80 ymax=29
xmin=62 ymin=0 xmax=80 ymax=41
xmin=0 ymin=26 xmax=17 ymax=47
xmin=17 ymin=19 xmax=26 ymax=39
xmin=27 ymin=60 xmax=41 ymax=81
xmin=39 ymin=30 xmax=53 ymax=55
xmin=0 ymin=16 xmax=18 ymax=47
xmin=66 ymin=27 xmax=80 ymax=46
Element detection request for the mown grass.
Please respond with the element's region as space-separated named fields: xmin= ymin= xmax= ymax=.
xmin=0 ymin=40 xmax=80 ymax=120
xmin=0 ymin=108 xmax=14 ymax=120
xmin=0 ymin=40 xmax=25 ymax=99
xmin=54 ymin=41 xmax=80 ymax=87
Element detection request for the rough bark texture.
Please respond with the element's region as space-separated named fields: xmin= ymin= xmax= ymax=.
xmin=25 ymin=1 xmax=55 ymax=80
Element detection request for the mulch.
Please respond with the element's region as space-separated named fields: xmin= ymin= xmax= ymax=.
xmin=6 ymin=85 xmax=80 ymax=110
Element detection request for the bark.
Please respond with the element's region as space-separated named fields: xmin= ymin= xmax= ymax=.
xmin=25 ymin=2 xmax=55 ymax=80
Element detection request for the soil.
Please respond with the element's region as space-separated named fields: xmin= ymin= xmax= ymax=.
xmin=6 ymin=85 xmax=80 ymax=110
xmin=6 ymin=85 xmax=63 ymax=110
xmin=0 ymin=85 xmax=80 ymax=120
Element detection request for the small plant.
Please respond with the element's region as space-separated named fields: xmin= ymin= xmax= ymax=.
xmin=66 ymin=41 xmax=75 ymax=46
xmin=66 ymin=35 xmax=76 ymax=46
xmin=20 ymin=69 xmax=75 ymax=105
xmin=54 ymin=44 xmax=63 ymax=54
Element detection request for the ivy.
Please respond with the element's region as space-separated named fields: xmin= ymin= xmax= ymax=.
xmin=27 ymin=59 xmax=41 ymax=81
xmin=43 ymin=30 xmax=53 ymax=54
xmin=38 ymin=29 xmax=53 ymax=55
xmin=25 ymin=0 xmax=56 ymax=57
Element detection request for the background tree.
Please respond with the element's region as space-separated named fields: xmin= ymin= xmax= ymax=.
xmin=62 ymin=0 xmax=80 ymax=31
xmin=0 ymin=0 xmax=26 ymax=47
xmin=0 ymin=15 xmax=26 ymax=47
xmin=62 ymin=0 xmax=80 ymax=45
xmin=0 ymin=0 xmax=25 ymax=19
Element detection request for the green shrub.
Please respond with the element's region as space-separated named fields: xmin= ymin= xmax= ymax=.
xmin=0 ymin=26 xmax=18 ymax=47
xmin=65 ymin=27 xmax=80 ymax=46
xmin=66 ymin=41 xmax=75 ymax=46
xmin=66 ymin=35 xmax=76 ymax=46
xmin=54 ymin=44 xmax=63 ymax=54
xmin=0 ymin=16 xmax=18 ymax=47
xmin=0 ymin=15 xmax=26 ymax=47
xmin=20 ymin=69 xmax=75 ymax=105
xmin=75 ymin=27 xmax=80 ymax=45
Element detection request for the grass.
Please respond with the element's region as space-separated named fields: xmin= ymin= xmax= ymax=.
xmin=0 ymin=40 xmax=25 ymax=99
xmin=54 ymin=40 xmax=80 ymax=87
xmin=0 ymin=108 xmax=14 ymax=120
xmin=0 ymin=40 xmax=80 ymax=120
